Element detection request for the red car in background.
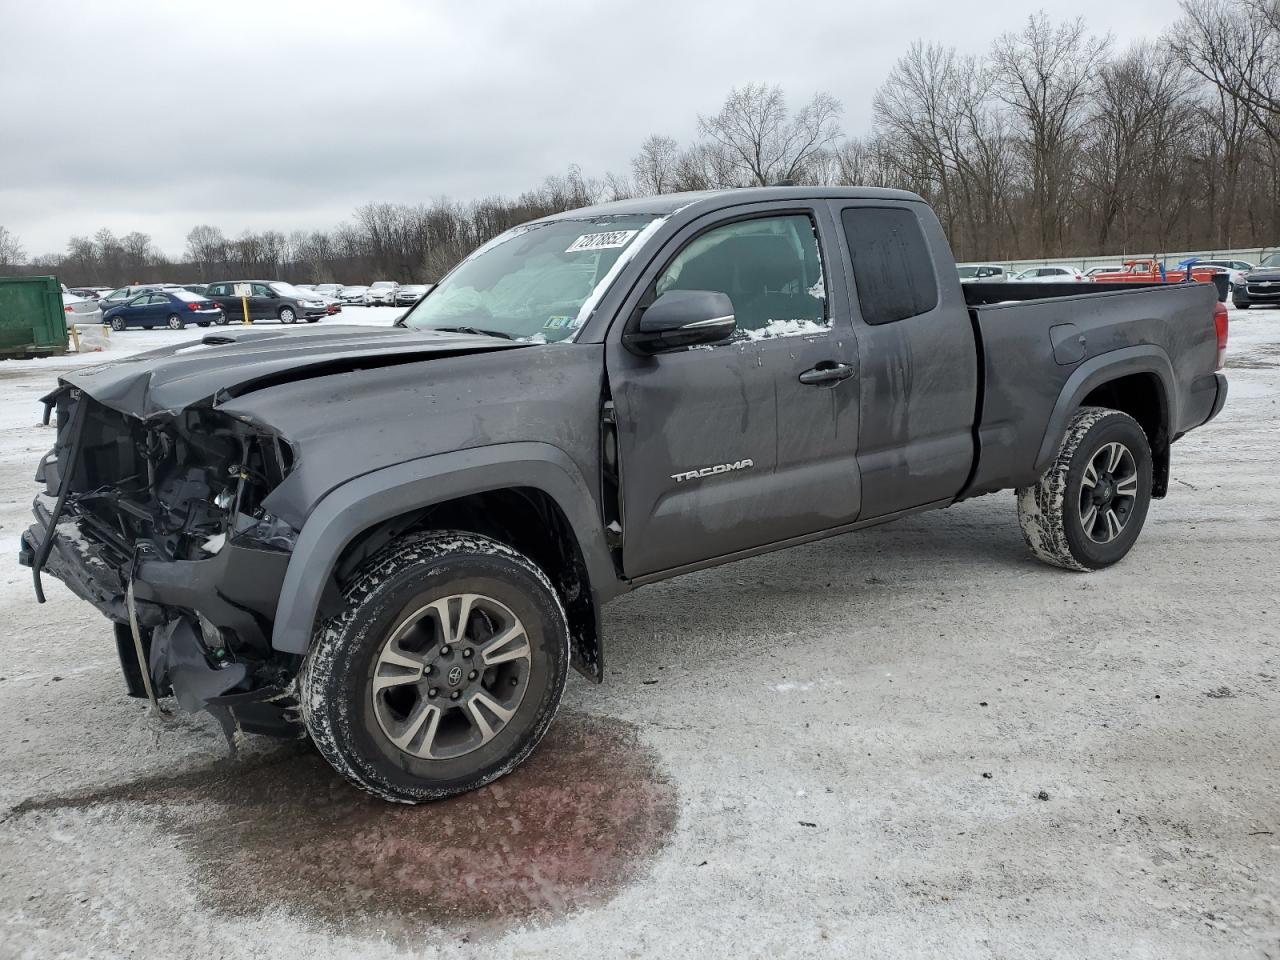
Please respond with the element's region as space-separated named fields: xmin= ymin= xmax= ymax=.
xmin=1091 ymin=258 xmax=1221 ymax=285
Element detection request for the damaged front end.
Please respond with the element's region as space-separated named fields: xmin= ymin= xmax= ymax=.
xmin=19 ymin=386 xmax=303 ymax=742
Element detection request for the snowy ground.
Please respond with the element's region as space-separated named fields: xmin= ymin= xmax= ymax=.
xmin=0 ymin=305 xmax=1277 ymax=959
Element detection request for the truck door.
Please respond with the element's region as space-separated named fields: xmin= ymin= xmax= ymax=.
xmin=831 ymin=201 xmax=979 ymax=518
xmin=606 ymin=203 xmax=861 ymax=578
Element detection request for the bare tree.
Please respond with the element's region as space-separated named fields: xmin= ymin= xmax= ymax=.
xmin=992 ymin=14 xmax=1111 ymax=255
xmin=698 ymin=83 xmax=843 ymax=185
xmin=631 ymin=135 xmax=680 ymax=195
xmin=0 ymin=225 xmax=24 ymax=269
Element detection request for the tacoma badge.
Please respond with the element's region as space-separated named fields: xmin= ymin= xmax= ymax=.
xmin=670 ymin=459 xmax=754 ymax=483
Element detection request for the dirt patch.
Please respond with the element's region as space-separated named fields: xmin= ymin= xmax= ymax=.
xmin=10 ymin=712 xmax=677 ymax=937
xmin=1226 ymin=342 xmax=1280 ymax=369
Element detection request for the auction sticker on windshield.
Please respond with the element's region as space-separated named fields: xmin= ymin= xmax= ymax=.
xmin=566 ymin=230 xmax=640 ymax=253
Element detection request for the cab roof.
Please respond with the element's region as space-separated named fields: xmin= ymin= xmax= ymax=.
xmin=537 ymin=186 xmax=925 ymax=222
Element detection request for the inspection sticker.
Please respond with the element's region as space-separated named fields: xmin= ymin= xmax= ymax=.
xmin=566 ymin=230 xmax=639 ymax=253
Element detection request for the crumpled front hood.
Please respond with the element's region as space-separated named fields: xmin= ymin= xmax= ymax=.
xmin=56 ymin=324 xmax=527 ymax=419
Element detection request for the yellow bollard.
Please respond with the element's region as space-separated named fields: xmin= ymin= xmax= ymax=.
xmin=241 ymin=295 xmax=251 ymax=325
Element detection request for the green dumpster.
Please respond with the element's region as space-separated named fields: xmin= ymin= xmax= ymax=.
xmin=0 ymin=275 xmax=68 ymax=358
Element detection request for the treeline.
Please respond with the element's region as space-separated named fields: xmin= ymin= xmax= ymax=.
xmin=3 ymin=0 xmax=1277 ymax=286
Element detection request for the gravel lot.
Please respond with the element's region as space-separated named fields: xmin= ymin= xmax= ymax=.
xmin=0 ymin=305 xmax=1276 ymax=959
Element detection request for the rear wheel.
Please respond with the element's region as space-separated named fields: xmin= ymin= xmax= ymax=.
xmin=166 ymin=313 xmax=186 ymax=330
xmin=279 ymin=306 xmax=297 ymax=324
xmin=1016 ymin=407 xmax=1153 ymax=571
xmin=301 ymin=532 xmax=570 ymax=803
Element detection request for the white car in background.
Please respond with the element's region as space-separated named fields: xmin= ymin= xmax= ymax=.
xmin=1197 ymin=259 xmax=1254 ymax=287
xmin=315 ymin=283 xmax=344 ymax=301
xmin=1011 ymin=266 xmax=1089 ymax=283
xmin=62 ymin=291 xmax=103 ymax=326
xmin=364 ymin=281 xmax=399 ymax=305
xmin=339 ymin=285 xmax=369 ymax=304
xmin=957 ymin=264 xmax=1009 ymax=283
xmin=395 ymin=283 xmax=431 ymax=305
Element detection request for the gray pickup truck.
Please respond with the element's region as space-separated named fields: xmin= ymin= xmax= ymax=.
xmin=20 ymin=187 xmax=1228 ymax=802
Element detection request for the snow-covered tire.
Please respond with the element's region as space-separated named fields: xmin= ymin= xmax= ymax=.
xmin=300 ymin=531 xmax=570 ymax=803
xmin=1016 ymin=407 xmax=1153 ymax=571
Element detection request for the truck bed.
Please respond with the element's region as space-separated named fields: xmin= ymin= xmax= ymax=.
xmin=961 ymin=280 xmax=1222 ymax=499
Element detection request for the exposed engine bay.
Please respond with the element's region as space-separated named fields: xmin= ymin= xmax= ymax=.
xmin=21 ymin=388 xmax=304 ymax=742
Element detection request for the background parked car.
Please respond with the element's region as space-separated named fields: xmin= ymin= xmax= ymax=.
xmin=364 ymin=280 xmax=399 ymax=305
xmin=339 ymin=284 xmax=369 ymax=304
xmin=1084 ymin=265 xmax=1124 ymax=278
xmin=97 ymin=283 xmax=177 ymax=309
xmin=1012 ymin=266 xmax=1089 ymax=282
xmin=394 ymin=283 xmax=431 ymax=305
xmin=103 ymin=288 xmax=223 ymax=330
xmin=956 ymin=264 xmax=1008 ymax=283
xmin=203 ymin=280 xmax=327 ymax=323
xmin=1198 ymin=258 xmax=1254 ymax=287
xmin=62 ymin=291 xmax=103 ymax=326
xmin=67 ymin=286 xmax=106 ymax=300
xmin=315 ymin=283 xmax=344 ymax=300
xmin=182 ymin=283 xmax=208 ymax=296
xmin=1232 ymin=251 xmax=1280 ymax=309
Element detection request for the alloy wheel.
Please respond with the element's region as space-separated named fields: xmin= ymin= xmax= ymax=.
xmin=1078 ymin=441 xmax=1138 ymax=543
xmin=371 ymin=593 xmax=532 ymax=760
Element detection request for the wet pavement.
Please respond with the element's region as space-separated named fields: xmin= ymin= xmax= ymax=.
xmin=11 ymin=713 xmax=677 ymax=939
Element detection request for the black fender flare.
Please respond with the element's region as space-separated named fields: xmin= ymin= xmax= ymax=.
xmin=269 ymin=442 xmax=620 ymax=659
xmin=1033 ymin=344 xmax=1176 ymax=478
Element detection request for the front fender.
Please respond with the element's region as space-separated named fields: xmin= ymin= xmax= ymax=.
xmin=270 ymin=441 xmax=617 ymax=655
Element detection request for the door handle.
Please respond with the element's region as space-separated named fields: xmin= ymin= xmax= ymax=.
xmin=798 ymin=361 xmax=854 ymax=386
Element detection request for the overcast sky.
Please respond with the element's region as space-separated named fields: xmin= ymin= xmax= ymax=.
xmin=2 ymin=0 xmax=1181 ymax=257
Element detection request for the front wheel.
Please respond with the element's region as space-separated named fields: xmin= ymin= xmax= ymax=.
xmin=279 ymin=306 xmax=297 ymax=324
xmin=109 ymin=317 xmax=125 ymax=332
xmin=301 ymin=531 xmax=570 ymax=803
xmin=1016 ymin=407 xmax=1153 ymax=571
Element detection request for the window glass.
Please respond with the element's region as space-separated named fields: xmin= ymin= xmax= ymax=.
xmin=252 ymin=283 xmax=271 ymax=297
xmin=655 ymin=214 xmax=826 ymax=338
xmin=840 ymin=206 xmax=938 ymax=325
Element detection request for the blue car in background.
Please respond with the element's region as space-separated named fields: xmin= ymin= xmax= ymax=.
xmin=102 ymin=288 xmax=225 ymax=331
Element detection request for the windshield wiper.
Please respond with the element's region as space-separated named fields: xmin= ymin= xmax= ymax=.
xmin=426 ymin=325 xmax=516 ymax=340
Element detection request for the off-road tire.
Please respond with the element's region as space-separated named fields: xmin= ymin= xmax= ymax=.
xmin=1016 ymin=407 xmax=1153 ymax=571
xmin=301 ymin=531 xmax=570 ymax=803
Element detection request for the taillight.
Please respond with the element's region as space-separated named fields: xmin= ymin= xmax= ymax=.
xmin=1214 ymin=301 xmax=1229 ymax=370
xmin=188 ymin=302 xmax=201 ymax=310
xmin=64 ymin=305 xmax=73 ymax=313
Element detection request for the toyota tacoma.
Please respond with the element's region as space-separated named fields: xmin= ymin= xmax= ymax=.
xmin=19 ymin=187 xmax=1229 ymax=802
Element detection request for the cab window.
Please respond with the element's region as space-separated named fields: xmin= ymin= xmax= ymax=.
xmin=655 ymin=214 xmax=827 ymax=337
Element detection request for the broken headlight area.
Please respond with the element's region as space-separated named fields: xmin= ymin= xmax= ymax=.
xmin=22 ymin=389 xmax=304 ymax=740
xmin=37 ymin=390 xmax=298 ymax=565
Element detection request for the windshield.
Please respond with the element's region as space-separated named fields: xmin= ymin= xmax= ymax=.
xmin=371 ymin=281 xmax=395 ymax=289
xmin=1261 ymin=253 xmax=1280 ymax=268
xmin=957 ymin=266 xmax=979 ymax=279
xmin=271 ymin=282 xmax=313 ymax=299
xmin=402 ymin=214 xmax=663 ymax=342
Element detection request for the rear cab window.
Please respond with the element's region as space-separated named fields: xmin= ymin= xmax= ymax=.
xmin=839 ymin=206 xmax=938 ymax=325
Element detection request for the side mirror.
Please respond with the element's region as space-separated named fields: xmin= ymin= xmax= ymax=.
xmin=623 ymin=290 xmax=736 ymax=355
